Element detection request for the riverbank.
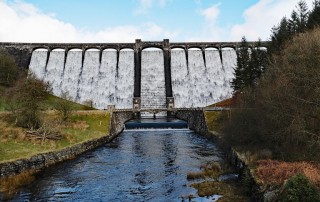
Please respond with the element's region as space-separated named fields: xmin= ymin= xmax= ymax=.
xmin=204 ymin=110 xmax=320 ymax=201
xmin=0 ymin=111 xmax=110 ymax=175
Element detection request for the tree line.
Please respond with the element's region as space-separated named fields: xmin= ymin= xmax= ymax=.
xmin=225 ymin=0 xmax=320 ymax=162
xmin=232 ymin=0 xmax=320 ymax=93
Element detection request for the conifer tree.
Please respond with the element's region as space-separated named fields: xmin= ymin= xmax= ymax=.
xmin=231 ymin=36 xmax=250 ymax=93
xmin=307 ymin=0 xmax=320 ymax=29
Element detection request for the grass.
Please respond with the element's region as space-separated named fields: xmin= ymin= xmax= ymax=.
xmin=256 ymin=160 xmax=320 ymax=189
xmin=0 ymin=111 xmax=110 ymax=162
xmin=0 ymin=93 xmax=94 ymax=112
xmin=190 ymin=181 xmax=249 ymax=201
xmin=42 ymin=94 xmax=95 ymax=111
xmin=187 ymin=162 xmax=222 ymax=180
xmin=204 ymin=111 xmax=226 ymax=132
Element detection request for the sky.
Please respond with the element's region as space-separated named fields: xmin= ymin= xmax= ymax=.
xmin=0 ymin=0 xmax=314 ymax=43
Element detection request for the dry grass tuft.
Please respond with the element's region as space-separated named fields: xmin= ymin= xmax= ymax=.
xmin=256 ymin=160 xmax=320 ymax=188
xmin=0 ymin=171 xmax=36 ymax=200
xmin=187 ymin=162 xmax=222 ymax=180
xmin=69 ymin=121 xmax=89 ymax=131
xmin=0 ymin=120 xmax=24 ymax=141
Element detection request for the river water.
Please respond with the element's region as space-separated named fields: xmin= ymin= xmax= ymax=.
xmin=4 ymin=129 xmax=225 ymax=201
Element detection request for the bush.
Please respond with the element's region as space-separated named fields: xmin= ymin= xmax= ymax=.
xmin=279 ymin=174 xmax=320 ymax=202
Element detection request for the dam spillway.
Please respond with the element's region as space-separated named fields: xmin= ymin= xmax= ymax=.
xmin=0 ymin=39 xmax=255 ymax=109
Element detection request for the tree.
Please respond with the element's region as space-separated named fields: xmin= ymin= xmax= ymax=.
xmin=307 ymin=0 xmax=320 ymax=29
xmin=231 ymin=36 xmax=250 ymax=93
xmin=0 ymin=50 xmax=19 ymax=87
xmin=270 ymin=17 xmax=291 ymax=54
xmin=231 ymin=37 xmax=268 ymax=94
xmin=288 ymin=1 xmax=309 ymax=34
xmin=5 ymin=74 xmax=50 ymax=129
xmin=54 ymin=92 xmax=74 ymax=122
xmin=224 ymin=28 xmax=320 ymax=161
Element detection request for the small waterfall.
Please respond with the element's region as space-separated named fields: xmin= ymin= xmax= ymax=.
xmin=77 ymin=50 xmax=100 ymax=106
xmin=221 ymin=48 xmax=237 ymax=100
xmin=170 ymin=48 xmax=189 ymax=108
xmin=171 ymin=48 xmax=237 ymax=108
xmin=188 ymin=49 xmax=207 ymax=107
xmin=115 ymin=49 xmax=134 ymax=109
xmin=205 ymin=48 xmax=229 ymax=103
xmin=141 ymin=49 xmax=166 ymax=109
xmin=61 ymin=50 xmax=82 ymax=101
xmin=95 ymin=49 xmax=117 ymax=109
xmin=29 ymin=50 xmax=47 ymax=80
xmin=44 ymin=50 xmax=65 ymax=96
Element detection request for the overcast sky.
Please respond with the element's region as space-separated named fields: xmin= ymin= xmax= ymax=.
xmin=0 ymin=0 xmax=314 ymax=43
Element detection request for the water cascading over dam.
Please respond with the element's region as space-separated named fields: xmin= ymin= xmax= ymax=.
xmin=140 ymin=48 xmax=167 ymax=116
xmin=23 ymin=40 xmax=244 ymax=110
xmin=29 ymin=49 xmax=134 ymax=109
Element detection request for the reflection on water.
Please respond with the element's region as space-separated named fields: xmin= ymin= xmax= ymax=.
xmin=2 ymin=129 xmax=224 ymax=201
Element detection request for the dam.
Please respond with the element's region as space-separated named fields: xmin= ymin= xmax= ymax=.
xmin=0 ymin=39 xmax=262 ymax=109
xmin=0 ymin=39 xmax=266 ymax=111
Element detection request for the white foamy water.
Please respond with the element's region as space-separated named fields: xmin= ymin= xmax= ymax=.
xmin=115 ymin=49 xmax=134 ymax=109
xmin=28 ymin=50 xmax=47 ymax=80
xmin=44 ymin=50 xmax=65 ymax=96
xmin=61 ymin=50 xmax=82 ymax=101
xmin=28 ymin=46 xmax=237 ymax=109
xmin=94 ymin=49 xmax=117 ymax=109
xmin=141 ymin=49 xmax=166 ymax=109
xmin=77 ymin=50 xmax=100 ymax=105
xmin=171 ymin=48 xmax=237 ymax=107
xmin=170 ymin=48 xmax=189 ymax=108
xmin=221 ymin=48 xmax=237 ymax=100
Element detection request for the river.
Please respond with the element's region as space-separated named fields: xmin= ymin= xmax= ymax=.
xmin=3 ymin=128 xmax=226 ymax=201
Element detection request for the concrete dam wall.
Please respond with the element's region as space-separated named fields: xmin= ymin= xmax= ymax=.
xmin=0 ymin=40 xmax=266 ymax=110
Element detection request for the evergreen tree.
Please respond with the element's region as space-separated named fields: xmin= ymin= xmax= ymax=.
xmin=307 ymin=0 xmax=320 ymax=29
xmin=249 ymin=40 xmax=268 ymax=85
xmin=270 ymin=17 xmax=290 ymax=54
xmin=232 ymin=38 xmax=268 ymax=94
xmin=231 ymin=36 xmax=250 ymax=93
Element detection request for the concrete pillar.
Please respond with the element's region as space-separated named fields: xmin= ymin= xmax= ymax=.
xmin=46 ymin=48 xmax=51 ymax=67
xmin=201 ymin=48 xmax=206 ymax=68
xmin=64 ymin=48 xmax=69 ymax=70
xmin=134 ymin=39 xmax=142 ymax=98
xmin=81 ymin=48 xmax=85 ymax=67
xmin=163 ymin=39 xmax=172 ymax=98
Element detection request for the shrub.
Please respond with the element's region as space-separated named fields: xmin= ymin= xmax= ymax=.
xmin=279 ymin=174 xmax=320 ymax=202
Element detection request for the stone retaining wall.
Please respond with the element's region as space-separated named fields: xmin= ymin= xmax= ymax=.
xmin=175 ymin=109 xmax=209 ymax=136
xmin=0 ymin=111 xmax=133 ymax=178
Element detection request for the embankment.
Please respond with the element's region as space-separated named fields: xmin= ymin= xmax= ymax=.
xmin=176 ymin=109 xmax=263 ymax=201
xmin=0 ymin=111 xmax=133 ymax=178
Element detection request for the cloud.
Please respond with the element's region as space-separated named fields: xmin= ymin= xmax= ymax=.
xmin=229 ymin=0 xmax=313 ymax=41
xmin=0 ymin=1 xmax=177 ymax=43
xmin=201 ymin=3 xmax=220 ymax=23
xmin=185 ymin=4 xmax=224 ymax=42
xmin=134 ymin=0 xmax=170 ymax=15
